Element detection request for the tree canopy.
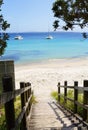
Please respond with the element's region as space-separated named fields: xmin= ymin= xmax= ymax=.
xmin=52 ymin=0 xmax=88 ymax=38
xmin=0 ymin=0 xmax=10 ymax=56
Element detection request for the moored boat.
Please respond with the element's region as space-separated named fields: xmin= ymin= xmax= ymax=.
xmin=46 ymin=35 xmax=53 ymax=39
xmin=14 ymin=35 xmax=23 ymax=40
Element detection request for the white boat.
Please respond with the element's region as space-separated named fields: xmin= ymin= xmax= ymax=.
xmin=14 ymin=35 xmax=23 ymax=40
xmin=46 ymin=27 xmax=53 ymax=39
xmin=46 ymin=35 xmax=53 ymax=39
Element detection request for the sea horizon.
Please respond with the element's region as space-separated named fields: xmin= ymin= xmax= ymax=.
xmin=0 ymin=31 xmax=88 ymax=65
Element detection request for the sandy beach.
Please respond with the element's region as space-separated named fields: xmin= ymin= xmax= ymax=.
xmin=14 ymin=57 xmax=88 ymax=99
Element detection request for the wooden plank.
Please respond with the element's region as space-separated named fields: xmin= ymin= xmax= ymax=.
xmin=74 ymin=81 xmax=78 ymax=114
xmin=58 ymin=85 xmax=74 ymax=88
xmin=75 ymin=101 xmax=88 ymax=110
xmin=58 ymin=93 xmax=64 ymax=97
xmin=83 ymin=80 xmax=88 ymax=121
xmin=58 ymin=85 xmax=88 ymax=91
xmin=66 ymin=97 xmax=74 ymax=102
xmin=11 ymin=94 xmax=32 ymax=130
xmin=0 ymin=86 xmax=31 ymax=105
xmin=2 ymin=76 xmax=15 ymax=130
xmin=64 ymin=81 xmax=67 ymax=104
xmin=57 ymin=82 xmax=60 ymax=102
xmin=75 ymin=86 xmax=88 ymax=91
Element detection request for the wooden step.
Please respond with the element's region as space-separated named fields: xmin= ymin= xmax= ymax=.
xmin=27 ymin=126 xmax=87 ymax=130
xmin=28 ymin=127 xmax=61 ymax=130
xmin=71 ymin=127 xmax=87 ymax=130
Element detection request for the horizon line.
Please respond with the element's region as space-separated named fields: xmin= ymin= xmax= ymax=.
xmin=6 ymin=31 xmax=88 ymax=33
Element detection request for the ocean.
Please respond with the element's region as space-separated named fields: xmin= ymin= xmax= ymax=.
xmin=0 ymin=32 xmax=88 ymax=64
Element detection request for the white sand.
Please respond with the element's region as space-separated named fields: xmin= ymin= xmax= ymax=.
xmin=15 ymin=57 xmax=88 ymax=99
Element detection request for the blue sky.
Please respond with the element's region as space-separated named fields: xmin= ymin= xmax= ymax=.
xmin=2 ymin=0 xmax=55 ymax=32
xmin=2 ymin=0 xmax=88 ymax=33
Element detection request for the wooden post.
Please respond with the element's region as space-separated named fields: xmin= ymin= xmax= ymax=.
xmin=28 ymin=86 xmax=32 ymax=111
xmin=83 ymin=80 xmax=88 ymax=121
xmin=25 ymin=83 xmax=28 ymax=102
xmin=58 ymin=82 xmax=60 ymax=103
xmin=27 ymin=83 xmax=30 ymax=112
xmin=25 ymin=82 xmax=29 ymax=116
xmin=27 ymin=82 xmax=31 ymax=99
xmin=64 ymin=81 xmax=67 ymax=105
xmin=20 ymin=82 xmax=27 ymax=130
xmin=0 ymin=60 xmax=15 ymax=94
xmin=2 ymin=76 xmax=15 ymax=130
xmin=74 ymin=81 xmax=78 ymax=114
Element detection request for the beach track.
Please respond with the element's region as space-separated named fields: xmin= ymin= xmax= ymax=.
xmin=27 ymin=90 xmax=87 ymax=130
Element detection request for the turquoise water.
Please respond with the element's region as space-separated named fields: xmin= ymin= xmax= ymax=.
xmin=0 ymin=32 xmax=88 ymax=64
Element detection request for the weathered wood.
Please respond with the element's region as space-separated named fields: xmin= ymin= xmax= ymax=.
xmin=1 ymin=78 xmax=32 ymax=130
xmin=0 ymin=60 xmax=15 ymax=94
xmin=25 ymin=83 xmax=30 ymax=116
xmin=83 ymin=80 xmax=88 ymax=121
xmin=64 ymin=81 xmax=67 ymax=105
xmin=11 ymin=94 xmax=32 ymax=130
xmin=60 ymin=85 xmax=88 ymax=91
xmin=20 ymin=82 xmax=27 ymax=130
xmin=2 ymin=76 xmax=15 ymax=130
xmin=75 ymin=101 xmax=88 ymax=110
xmin=66 ymin=97 xmax=74 ymax=102
xmin=28 ymin=87 xmax=32 ymax=113
xmin=74 ymin=86 xmax=88 ymax=91
xmin=59 ymin=85 xmax=74 ymax=88
xmin=57 ymin=82 xmax=60 ymax=102
xmin=74 ymin=81 xmax=78 ymax=114
xmin=57 ymin=80 xmax=88 ymax=125
xmin=0 ymin=86 xmax=30 ymax=105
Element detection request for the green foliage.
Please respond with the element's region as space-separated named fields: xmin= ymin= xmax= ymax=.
xmin=31 ymin=95 xmax=37 ymax=104
xmin=0 ymin=105 xmax=6 ymax=130
xmin=0 ymin=96 xmax=21 ymax=130
xmin=78 ymin=93 xmax=83 ymax=117
xmin=14 ymin=96 xmax=21 ymax=119
xmin=51 ymin=91 xmax=58 ymax=101
xmin=52 ymin=0 xmax=88 ymax=38
xmin=0 ymin=0 xmax=10 ymax=56
xmin=0 ymin=94 xmax=36 ymax=129
xmin=65 ymin=90 xmax=74 ymax=111
xmin=66 ymin=100 xmax=74 ymax=111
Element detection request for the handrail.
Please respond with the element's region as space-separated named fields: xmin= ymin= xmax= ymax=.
xmin=0 ymin=86 xmax=31 ymax=105
xmin=58 ymin=85 xmax=88 ymax=91
xmin=57 ymin=80 xmax=88 ymax=126
xmin=11 ymin=94 xmax=33 ymax=130
xmin=0 ymin=76 xmax=33 ymax=130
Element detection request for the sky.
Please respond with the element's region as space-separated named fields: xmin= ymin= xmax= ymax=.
xmin=2 ymin=0 xmax=56 ymax=32
xmin=1 ymin=0 xmax=88 ymax=33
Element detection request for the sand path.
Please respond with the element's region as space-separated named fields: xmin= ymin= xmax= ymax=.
xmin=14 ymin=58 xmax=88 ymax=130
xmin=26 ymin=79 xmax=80 ymax=130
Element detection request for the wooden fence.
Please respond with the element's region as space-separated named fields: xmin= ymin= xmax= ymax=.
xmin=57 ymin=80 xmax=88 ymax=126
xmin=0 ymin=76 xmax=33 ymax=130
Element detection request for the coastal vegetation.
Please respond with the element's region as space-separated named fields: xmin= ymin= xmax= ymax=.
xmin=0 ymin=96 xmax=21 ymax=130
xmin=52 ymin=0 xmax=88 ymax=38
xmin=0 ymin=0 xmax=10 ymax=56
xmin=0 ymin=94 xmax=36 ymax=130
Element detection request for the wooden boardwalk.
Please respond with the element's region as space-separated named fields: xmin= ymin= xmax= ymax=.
xmin=26 ymin=85 xmax=87 ymax=130
xmin=27 ymin=101 xmax=81 ymax=130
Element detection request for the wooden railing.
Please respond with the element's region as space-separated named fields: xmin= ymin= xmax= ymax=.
xmin=57 ymin=80 xmax=88 ymax=125
xmin=0 ymin=76 xmax=33 ymax=130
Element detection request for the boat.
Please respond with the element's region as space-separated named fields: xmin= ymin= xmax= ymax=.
xmin=46 ymin=35 xmax=53 ymax=39
xmin=14 ymin=35 xmax=23 ymax=40
xmin=46 ymin=27 xmax=53 ymax=39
